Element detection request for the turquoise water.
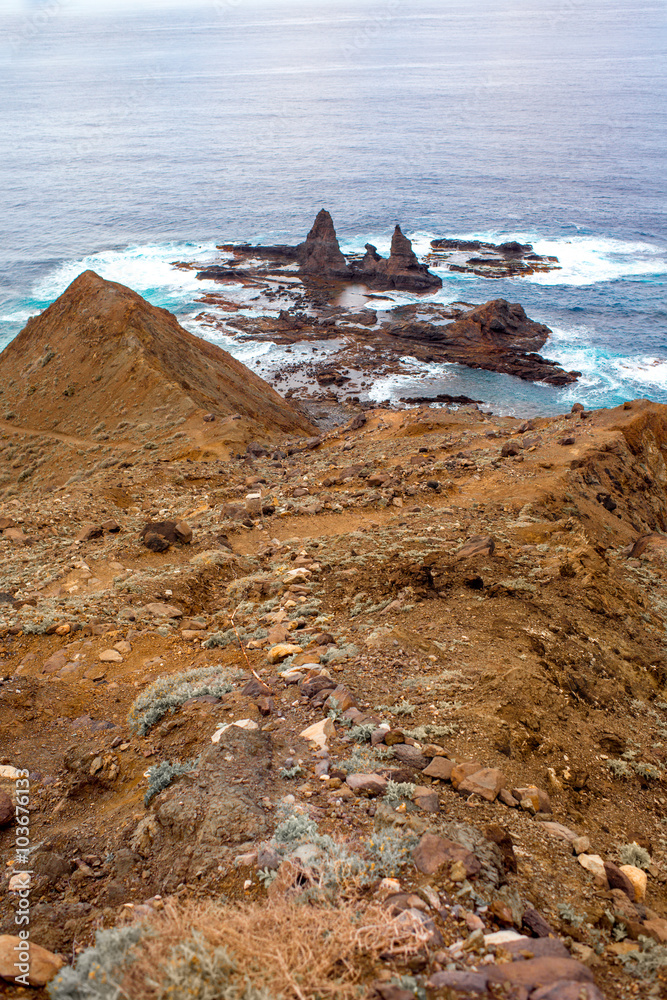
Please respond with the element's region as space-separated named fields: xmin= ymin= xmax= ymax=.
xmin=1 ymin=0 xmax=666 ymax=415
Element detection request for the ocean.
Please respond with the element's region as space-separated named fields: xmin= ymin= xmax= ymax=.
xmin=1 ymin=0 xmax=666 ymax=416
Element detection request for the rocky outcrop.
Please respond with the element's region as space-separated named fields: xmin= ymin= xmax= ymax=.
xmin=428 ymin=236 xmax=561 ymax=278
xmin=0 ymin=270 xmax=313 ymax=437
xmin=356 ymin=225 xmax=442 ymax=291
xmin=296 ymin=209 xmax=350 ymax=278
xmin=202 ymin=212 xmax=442 ymax=293
xmin=383 ymin=299 xmax=580 ymax=385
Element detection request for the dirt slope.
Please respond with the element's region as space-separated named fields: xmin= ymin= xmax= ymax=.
xmin=0 ymin=270 xmax=313 ymax=441
xmin=2 ymin=398 xmax=667 ymax=998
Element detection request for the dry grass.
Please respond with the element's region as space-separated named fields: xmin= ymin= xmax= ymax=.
xmin=120 ymin=898 xmax=432 ymax=1000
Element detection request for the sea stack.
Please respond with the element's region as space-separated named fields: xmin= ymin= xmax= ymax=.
xmin=296 ymin=208 xmax=350 ymax=278
xmin=359 ymin=225 xmax=442 ymax=291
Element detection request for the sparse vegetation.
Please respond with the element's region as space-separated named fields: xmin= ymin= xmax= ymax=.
xmin=145 ymin=758 xmax=199 ymax=806
xmin=128 ymin=665 xmax=233 ymax=735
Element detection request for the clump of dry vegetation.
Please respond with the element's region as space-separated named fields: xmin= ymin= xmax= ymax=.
xmin=50 ymin=900 xmax=431 ymax=1000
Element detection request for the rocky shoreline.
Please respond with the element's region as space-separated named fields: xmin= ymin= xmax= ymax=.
xmin=186 ymin=211 xmax=579 ymax=404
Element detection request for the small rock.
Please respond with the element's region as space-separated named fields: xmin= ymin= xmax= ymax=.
xmin=346 ymin=773 xmax=388 ymax=797
xmin=522 ymin=907 xmax=556 ymax=939
xmin=539 ymin=821 xmax=577 ymax=843
xmin=498 ymin=788 xmax=519 ymax=807
xmin=325 ymin=686 xmax=357 ymax=712
xmin=422 ymin=757 xmax=454 ymax=781
xmin=512 ymin=785 xmax=551 ymax=813
xmin=486 ymin=956 xmax=595 ymax=993
xmin=143 ymin=532 xmax=170 ymax=552
xmin=485 ymin=824 xmax=517 ymax=873
xmin=0 ymin=935 xmax=64 ymax=986
xmin=412 ymin=788 xmax=439 ymax=813
xmin=577 ymin=854 xmax=606 ymax=879
xmin=505 ymin=937 xmax=569 ymax=959
xmin=145 ymin=602 xmax=183 ymax=618
xmin=391 ymin=744 xmax=430 ymax=770
xmin=3 ymin=527 xmax=29 ymax=545
xmin=456 ymin=535 xmax=495 ymax=559
xmin=256 ymin=845 xmax=281 ymax=870
xmin=642 ymin=917 xmax=667 ymax=943
xmin=300 ymin=718 xmax=335 ymax=749
xmin=451 ymin=762 xmax=485 ymax=788
xmin=604 ymin=860 xmax=636 ymax=899
xmin=99 ymin=649 xmax=123 ymax=663
xmin=427 ymin=971 xmax=489 ymax=995
xmin=412 ymin=832 xmax=481 ymax=878
xmin=450 ymin=860 xmax=467 ymax=882
xmin=572 ymin=835 xmax=591 ymax=855
xmin=76 ymin=524 xmax=103 ymax=541
xmin=267 ymin=643 xmax=303 ymax=664
xmin=458 ymin=767 xmax=505 ymax=802
xmin=618 ymin=864 xmax=647 ymax=903
xmin=102 ymin=519 xmax=121 ymax=532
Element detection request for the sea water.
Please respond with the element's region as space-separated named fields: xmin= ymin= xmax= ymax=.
xmin=1 ymin=0 xmax=665 ymax=416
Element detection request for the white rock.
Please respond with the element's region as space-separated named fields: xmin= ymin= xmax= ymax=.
xmin=211 ymin=719 xmax=259 ymax=743
xmin=8 ymin=873 xmax=30 ymax=892
xmin=578 ymin=853 xmax=606 ymax=879
xmin=484 ymin=930 xmax=528 ymax=946
xmin=0 ymin=766 xmax=19 ymax=780
xmin=300 ymin=718 xmax=336 ymax=749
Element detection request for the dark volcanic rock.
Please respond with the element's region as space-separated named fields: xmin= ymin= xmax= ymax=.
xmin=383 ymin=299 xmax=579 ymax=386
xmin=296 ymin=209 xmax=350 ymax=279
xmin=429 ymin=236 xmax=561 ymax=278
xmin=357 ymin=226 xmax=442 ymax=292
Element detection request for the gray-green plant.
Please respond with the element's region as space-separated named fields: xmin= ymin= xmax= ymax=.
xmin=47 ymin=925 xmax=143 ymax=999
xmin=279 ymin=765 xmax=304 ymax=780
xmin=384 ymin=781 xmax=416 ymax=803
xmin=145 ymin=758 xmax=199 ymax=806
xmin=404 ymin=724 xmax=457 ymax=740
xmin=619 ymin=936 xmax=667 ymax=979
xmin=129 ymin=665 xmax=233 ymax=735
xmin=619 ymin=842 xmax=652 ymax=869
xmin=349 ymin=723 xmax=377 ymax=743
xmin=606 ymin=758 xmax=632 ymax=779
xmin=632 ymin=762 xmax=662 ymax=780
xmin=380 ymin=699 xmax=416 ymax=717
xmin=154 ymin=931 xmax=273 ymax=1000
xmin=257 ymin=867 xmax=278 ymax=888
xmin=557 ymin=903 xmax=584 ymax=927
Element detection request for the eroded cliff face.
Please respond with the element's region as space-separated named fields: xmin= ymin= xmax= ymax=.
xmin=2 ymin=396 xmax=667 ymax=998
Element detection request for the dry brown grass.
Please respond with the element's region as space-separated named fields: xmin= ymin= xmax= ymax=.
xmin=120 ymin=898 xmax=431 ymax=1000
